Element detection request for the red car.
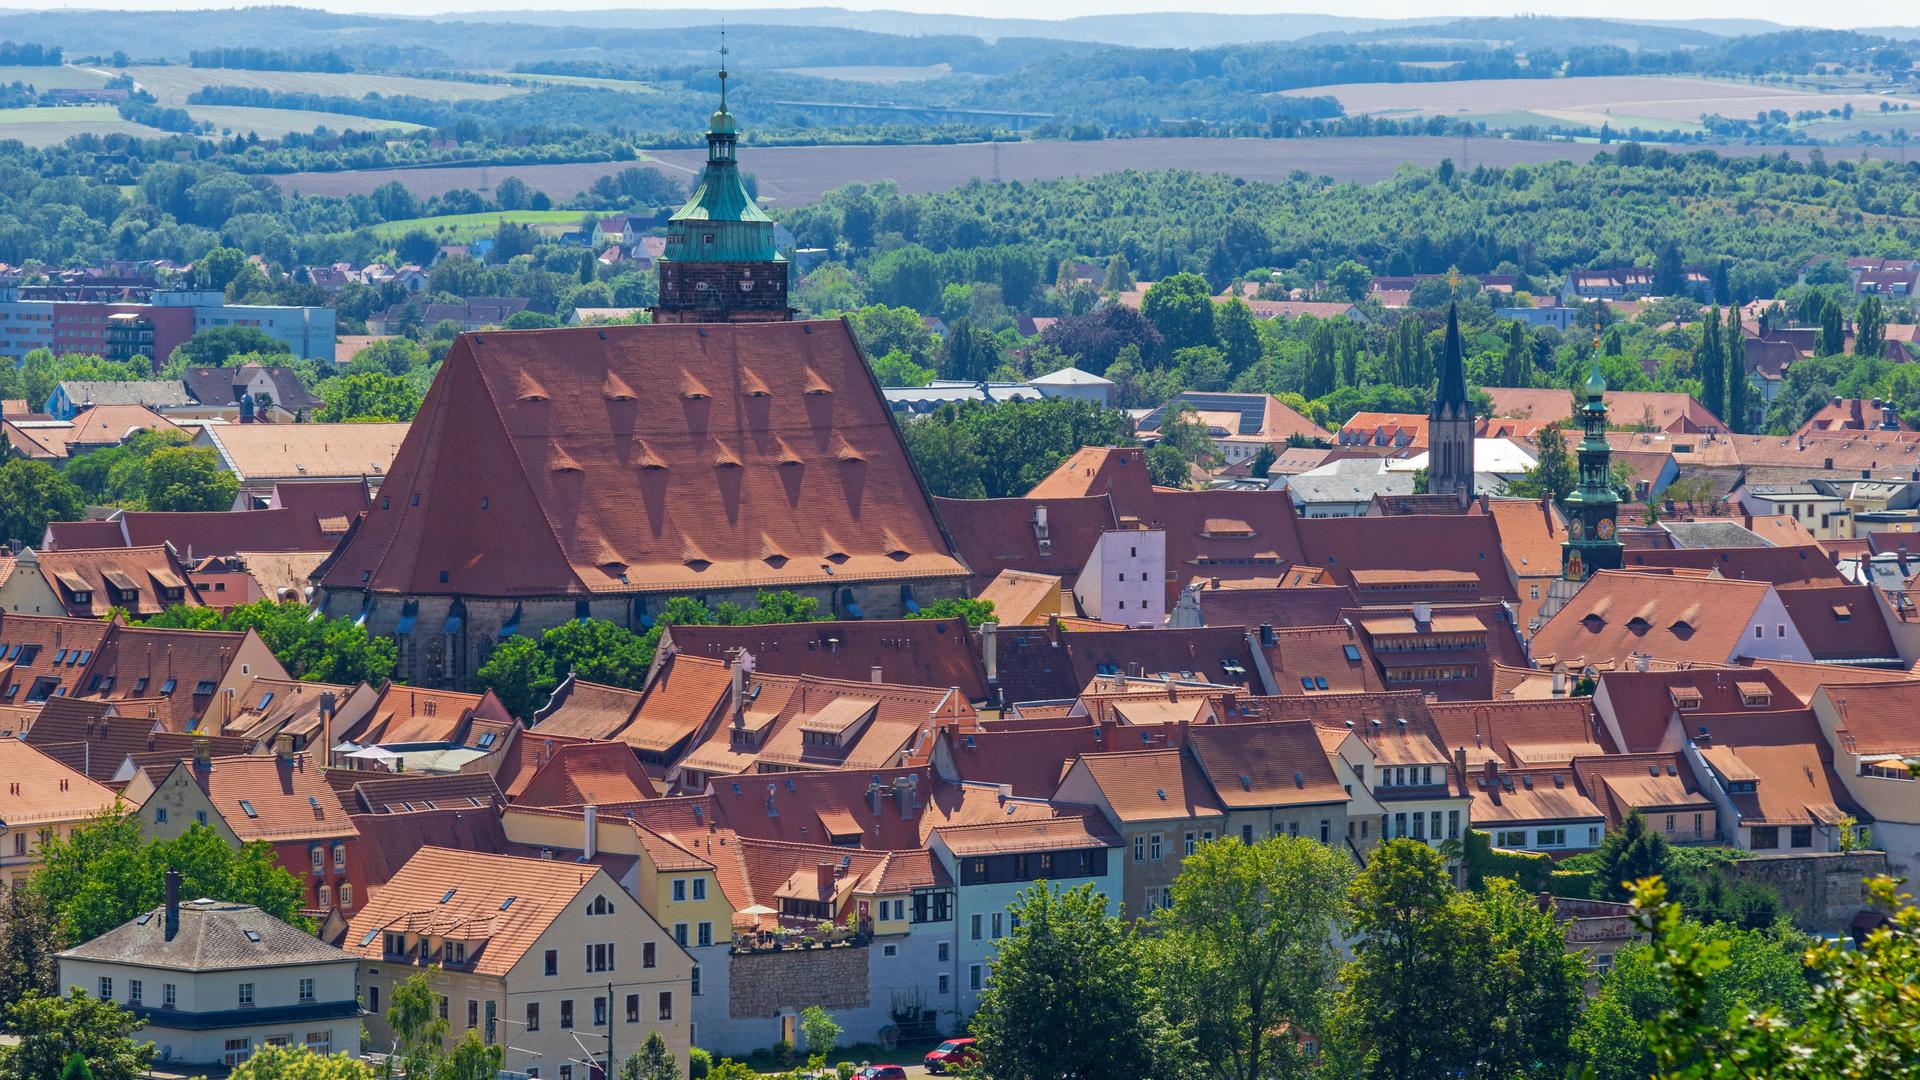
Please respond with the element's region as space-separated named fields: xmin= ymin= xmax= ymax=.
xmin=858 ymin=1068 xmax=908 ymax=1080
xmin=924 ymin=1038 xmax=979 ymax=1074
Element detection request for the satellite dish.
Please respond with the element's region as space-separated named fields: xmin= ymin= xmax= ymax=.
xmin=161 ymin=1046 xmax=173 ymax=1061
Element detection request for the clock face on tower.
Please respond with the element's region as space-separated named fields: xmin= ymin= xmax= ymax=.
xmin=1597 ymin=518 xmax=1616 ymax=540
xmin=1569 ymin=518 xmax=1584 ymax=540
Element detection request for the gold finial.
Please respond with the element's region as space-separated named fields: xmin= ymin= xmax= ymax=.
xmin=718 ymin=25 xmax=730 ymax=108
xmin=1447 ymin=267 xmax=1461 ymax=294
xmin=1593 ymin=308 xmax=1602 ymax=353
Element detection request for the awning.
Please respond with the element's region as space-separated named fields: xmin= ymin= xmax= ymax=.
xmin=497 ymin=602 xmax=522 ymax=639
xmin=393 ymin=600 xmax=419 ymax=635
xmin=901 ymin=585 xmax=921 ymax=615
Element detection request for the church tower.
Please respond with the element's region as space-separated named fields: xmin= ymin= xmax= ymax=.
xmin=1427 ymin=302 xmax=1475 ymax=504
xmin=1561 ymin=365 xmax=1623 ymax=582
xmin=652 ymin=46 xmax=792 ymax=325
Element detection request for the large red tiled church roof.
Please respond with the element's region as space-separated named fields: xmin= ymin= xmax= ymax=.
xmin=319 ymin=320 xmax=967 ymax=598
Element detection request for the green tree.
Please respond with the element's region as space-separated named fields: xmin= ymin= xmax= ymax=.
xmin=141 ymin=445 xmax=239 ymax=512
xmin=619 ymin=1032 xmax=677 ymax=1080
xmin=798 ymin=1006 xmax=840 ymax=1061
xmin=1215 ymin=298 xmax=1263 ymax=376
xmin=866 ymin=350 xmax=935 ymax=388
xmin=195 ymin=246 xmax=249 ymax=293
xmin=60 ymin=1052 xmax=93 ymax=1080
xmin=1326 ymin=259 xmax=1372 ymax=303
xmin=1856 ymin=294 xmax=1886 ymax=359
xmin=1503 ymin=421 xmax=1575 ymax=506
xmin=1154 ymin=836 xmax=1352 ymax=1080
xmin=1147 ymin=443 xmax=1191 ymax=488
xmin=1724 ymin=305 xmax=1748 ymax=433
xmin=1631 ymin=874 xmax=1918 ymax=1079
xmin=143 ymin=600 xmax=396 ymax=685
xmin=344 ymin=338 xmax=430 ymax=377
xmin=1694 ymin=307 xmax=1724 ymax=422
xmin=1103 ymin=253 xmax=1134 ymax=293
xmin=470 ymin=637 xmax=553 ymax=719
xmin=319 ymin=372 xmax=422 ymax=422
xmin=972 ymin=882 xmax=1191 ymax=1080
xmin=1328 ymin=840 xmax=1487 ymax=1080
xmin=1820 ymin=297 xmax=1846 ymax=356
xmin=1249 ymin=444 xmax=1276 ymax=479
xmin=1591 ymin=809 xmax=1671 ymax=902
xmin=1652 ymin=241 xmax=1686 ymax=297
xmin=1141 ymin=272 xmax=1218 ymax=352
xmin=385 ymin=971 xmax=447 ymax=1079
xmin=939 ymin=318 xmax=1002 ymax=382
xmin=165 ymin=326 xmax=291 ymax=371
xmin=898 ymin=416 xmax=987 ymax=499
xmin=906 ymin=597 xmax=995 ymax=626
xmin=230 ymin=1044 xmax=378 ymax=1080
xmin=1472 ymin=879 xmax=1587 ymax=1078
xmin=0 ymin=882 xmax=58 ymax=1005
xmin=33 ymin=816 xmax=310 ymax=946
xmin=0 ymin=459 xmax=84 ymax=543
xmin=848 ymin=304 xmax=939 ymax=370
xmin=1502 ymin=320 xmax=1530 ymax=386
xmin=0 ymin=991 xmax=150 ymax=1080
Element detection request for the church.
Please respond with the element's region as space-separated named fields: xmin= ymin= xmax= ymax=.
xmin=313 ymin=80 xmax=970 ymax=688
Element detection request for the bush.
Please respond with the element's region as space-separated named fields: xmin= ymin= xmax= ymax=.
xmin=687 ymin=1047 xmax=711 ymax=1079
xmin=1462 ymin=829 xmax=1554 ymax=892
xmin=771 ymin=1040 xmax=794 ymax=1069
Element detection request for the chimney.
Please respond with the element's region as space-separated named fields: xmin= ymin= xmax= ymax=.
xmin=582 ymin=804 xmax=597 ymax=861
xmin=827 ymin=636 xmax=840 ymax=656
xmin=1164 ymin=673 xmax=1177 ymax=701
xmin=1483 ymin=758 xmax=1499 ymax=797
xmin=1454 ymin=745 xmax=1468 ymax=789
xmin=193 ymin=738 xmax=211 ymax=775
xmin=1412 ymin=602 xmax=1433 ymax=625
xmin=1635 ymin=652 xmax=1650 ymax=673
xmin=163 ymin=869 xmax=181 ymax=941
xmin=979 ymin=620 xmax=999 ymax=692
xmin=1551 ymin=669 xmax=1566 ymax=696
xmin=1695 ymin=725 xmax=1712 ymax=749
xmin=730 ymin=649 xmax=747 ymax=730
xmin=816 ymin=861 xmax=835 ymax=895
xmin=274 ymin=733 xmax=293 ymax=765
xmin=867 ymin=779 xmax=886 ymax=817
xmin=870 ymin=664 xmax=883 ymax=684
xmin=1259 ymin=623 xmax=1276 ymax=647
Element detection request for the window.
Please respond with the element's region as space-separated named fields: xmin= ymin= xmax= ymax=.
xmin=341 ymin=884 xmax=352 ymax=909
xmin=1538 ymin=829 xmax=1567 ymax=848
xmin=592 ymin=997 xmax=607 ymax=1026
xmin=559 ymin=999 xmax=573 ymax=1029
xmin=1790 ymin=825 xmax=1813 ymax=848
xmin=970 ymin=914 xmax=982 ymax=941
xmin=1149 ymin=833 xmax=1162 ymax=860
xmin=164 ymin=984 xmax=176 ymax=1009
xmin=1754 ymin=626 xmax=1764 ymax=640
xmin=318 ymin=885 xmax=331 ymax=908
xmin=224 ymin=1039 xmax=253 ymax=1067
xmin=154 ymin=807 xmax=167 ymax=825
xmin=938 ymin=942 xmax=950 ymax=962
xmin=657 ymin=992 xmax=673 ymax=1021
xmin=367 ymin=986 xmax=379 ymax=1013
xmin=544 ymin=949 xmax=558 ymax=976
xmin=1750 ymin=826 xmax=1779 ymax=850
xmin=672 ymin=878 xmax=687 ymax=902
xmin=1320 ymin=820 xmax=1330 ymax=844
xmin=674 ymin=923 xmax=688 ymax=947
xmin=938 ymin=974 xmax=950 ymax=995
xmin=969 ymin=965 xmax=982 ymax=990
xmin=305 ymin=1033 xmax=331 ymax=1054
xmin=1497 ymin=830 xmax=1528 ymax=847
xmin=525 ymin=1003 xmax=540 ymax=1032
xmin=1132 ymin=835 xmax=1144 ymax=862
xmin=587 ymin=943 xmax=615 ymax=973
xmin=333 ymin=844 xmax=346 ymax=870
xmin=586 ymin=895 xmax=615 ymax=916
xmin=692 ymin=878 xmax=707 ymax=901
xmin=697 ymin=922 xmax=713 ymax=947
xmin=1448 ymin=811 xmax=1460 ymax=840
xmin=468 ymin=1000 xmax=479 ymax=1029
xmin=642 ymin=942 xmax=656 ymax=969
xmin=883 ymin=944 xmax=897 ymax=957
xmin=1184 ymin=832 xmax=1196 ymax=857
xmin=991 ymin=912 xmax=1003 ymax=939
xmin=238 ymin=983 xmax=255 ymax=1007
xmin=1588 ymin=826 xmax=1600 ymax=846
xmin=560 ymin=1067 xmax=572 ymax=1080
xmin=299 ymin=978 xmax=314 ymax=1003
xmin=99 ymin=977 xmax=113 ymax=1001
xmin=691 ymin=966 xmax=702 ymax=998
xmin=312 ymin=847 xmax=325 ymax=873
xmin=128 ymin=980 xmax=141 ymax=1006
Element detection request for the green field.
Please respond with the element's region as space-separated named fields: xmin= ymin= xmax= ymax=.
xmin=0 ymin=104 xmax=169 ymax=146
xmin=0 ymin=65 xmax=110 ymax=89
xmin=119 ymin=65 xmax=524 ymax=107
xmin=780 ymin=64 xmax=952 ymax=83
xmin=366 ymin=209 xmax=598 ymax=242
xmin=186 ymin=104 xmax=425 ymax=138
xmin=485 ymin=71 xmax=658 ymax=93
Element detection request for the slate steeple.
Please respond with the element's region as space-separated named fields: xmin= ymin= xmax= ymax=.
xmin=1427 ymin=301 xmax=1475 ymax=503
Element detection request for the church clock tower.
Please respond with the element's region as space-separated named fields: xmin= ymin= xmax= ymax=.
xmin=1562 ymin=365 xmax=1623 ymax=582
xmin=652 ymin=45 xmax=793 ymax=325
xmin=1427 ymin=301 xmax=1475 ymax=505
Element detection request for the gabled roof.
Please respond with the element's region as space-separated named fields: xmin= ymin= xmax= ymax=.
xmin=20 ymin=697 xmax=251 ymax=784
xmin=1025 ymin=447 xmax=1153 ymax=500
xmin=29 ymin=546 xmax=201 ymax=618
xmin=1138 ymin=392 xmax=1330 ymax=443
xmin=1774 ymin=585 xmax=1899 ymax=663
xmin=0 ymin=613 xmax=112 ymax=705
xmin=1043 ymin=623 xmax=1260 ymax=696
xmin=349 ymin=807 xmax=511 ymax=891
xmin=1745 ymin=658 xmax=1918 ymax=706
xmin=1065 ymin=748 xmax=1226 ymax=822
xmin=175 ymin=752 xmax=353 ymax=842
xmin=1259 ymin=625 xmax=1384 ymax=697
xmin=1296 ymin=514 xmax=1515 ymax=601
xmin=341 ymin=847 xmax=612 ymax=977
xmin=1184 ymin=720 xmax=1348 ymax=809
xmin=54 ymin=380 xmax=193 ymax=410
xmin=1572 ymin=753 xmax=1713 ymax=827
xmin=47 ymin=482 xmax=369 ymax=558
xmin=1816 ymin=680 xmax=1920 ymax=757
xmin=199 ymin=422 xmax=408 ymax=484
xmin=183 ymin=365 xmax=325 ymax=411
xmin=1530 ymin=571 xmax=1775 ymax=670
xmin=1595 ymin=667 xmax=1797 ymax=753
xmin=665 ymin=617 xmax=988 ymax=701
xmin=514 ymin=741 xmax=659 ymax=807
xmin=932 ymin=812 xmax=1121 ymax=857
xmin=933 ymin=495 xmax=1119 ymax=588
xmin=977 ymin=569 xmax=1062 ymax=627
xmin=1429 ymin=698 xmax=1610 ymax=768
xmin=1692 ymin=710 xmax=1865 ymax=827
xmin=1621 ymin=546 xmax=1845 ymax=588
xmin=340 ymin=684 xmax=513 ymax=746
xmin=80 ymin=624 xmax=279 ymax=733
xmin=0 ymin=738 xmax=120 ymax=825
xmin=319 ymin=321 xmax=966 ymax=599
xmin=59 ymin=899 xmax=351 ymax=971
xmin=64 ymin=405 xmax=181 ymax=448
xmin=345 ymin=771 xmax=504 ymax=815
xmin=1467 ymin=762 xmax=1603 ymax=826
xmin=938 ymin=724 xmax=1110 ymax=799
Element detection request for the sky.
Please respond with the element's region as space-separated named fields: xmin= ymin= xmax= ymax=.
xmin=28 ymin=1 xmax=1918 ymax=29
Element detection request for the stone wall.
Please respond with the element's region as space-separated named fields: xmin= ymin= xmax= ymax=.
xmin=1721 ymin=850 xmax=1890 ymax=934
xmin=728 ymin=944 xmax=870 ymax=1019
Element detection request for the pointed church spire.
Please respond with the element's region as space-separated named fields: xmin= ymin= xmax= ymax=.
xmin=1432 ymin=302 xmax=1468 ymax=420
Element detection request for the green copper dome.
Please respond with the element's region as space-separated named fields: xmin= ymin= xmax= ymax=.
xmin=709 ymin=106 xmax=736 ymax=135
xmin=1585 ymin=365 xmax=1607 ymax=397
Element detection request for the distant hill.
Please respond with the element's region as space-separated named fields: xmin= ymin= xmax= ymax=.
xmin=1300 ymin=16 xmax=1729 ymax=52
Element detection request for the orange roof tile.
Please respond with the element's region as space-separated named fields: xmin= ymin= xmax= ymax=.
xmin=664 ymin=618 xmax=988 ymax=701
xmin=1467 ymin=761 xmax=1603 ymax=826
xmin=182 ymin=753 xmax=356 ymax=843
xmin=78 ymin=624 xmax=280 ymax=733
xmin=1531 ymin=571 xmax=1776 ymax=670
xmin=977 ymin=569 xmax=1062 ymax=626
xmin=1691 ymin=710 xmax=1864 ymax=827
xmin=1066 ymin=748 xmax=1225 ymax=822
xmin=319 ymin=321 xmax=967 ymax=598
xmin=341 ymin=846 xmax=613 ymax=976
xmin=1185 ymin=720 xmax=1348 ymax=808
xmin=933 ymin=812 xmax=1120 ymax=857
xmin=1816 ymin=681 xmax=1920 ymax=757
xmin=0 ymin=738 xmax=121 ymax=825
xmin=29 ymin=547 xmax=203 ymax=618
xmin=514 ymin=741 xmax=659 ymax=807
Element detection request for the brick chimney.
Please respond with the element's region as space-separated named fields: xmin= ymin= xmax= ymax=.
xmin=1454 ymin=746 xmax=1468 ymax=791
xmin=1483 ymin=758 xmax=1500 ymax=801
xmin=163 ymin=869 xmax=181 ymax=941
xmin=815 ymin=861 xmax=835 ymax=896
xmin=192 ymin=737 xmax=212 ymax=776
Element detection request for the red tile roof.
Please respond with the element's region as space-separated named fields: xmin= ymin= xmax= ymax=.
xmin=1066 ymin=748 xmax=1226 ymax=822
xmin=0 ymin=613 xmax=111 ymax=704
xmin=1467 ymin=760 xmax=1603 ymax=826
xmin=1530 ymin=571 xmax=1776 ymax=670
xmin=1260 ymin=625 xmax=1385 ymax=696
xmin=664 ymin=617 xmax=989 ymax=701
xmin=341 ymin=684 xmax=514 ymax=746
xmin=936 ymin=724 xmax=1110 ymax=799
xmin=80 ymin=625 xmax=280 ymax=733
xmin=1621 ymin=545 xmax=1845 ymax=587
xmin=44 ymin=483 xmax=368 ymax=558
xmin=513 ymin=741 xmax=659 ymax=807
xmin=344 ymin=771 xmax=504 ymax=814
xmin=349 ymin=807 xmax=510 ymax=893
xmin=0 ymin=738 xmax=121 ymax=826
xmin=1297 ymin=514 xmax=1515 ymax=602
xmin=1185 ymin=720 xmax=1348 ymax=809
xmin=1815 ymin=681 xmax=1920 ymax=757
xmin=933 ymin=495 xmax=1120 ymax=589
xmin=1773 ymin=585 xmax=1899 ymax=663
xmin=1594 ymin=667 xmax=1797 ymax=753
xmin=181 ymin=753 xmax=357 ymax=843
xmin=1429 ymin=698 xmax=1610 ymax=767
xmin=29 ymin=547 xmax=202 ymax=618
xmin=530 ymin=678 xmax=648 ymax=742
xmin=319 ymin=321 xmax=968 ymax=598
xmin=1571 ymin=753 xmax=1714 ymax=827
xmin=1691 ymin=710 xmax=1864 ymax=827
xmin=20 ymin=697 xmax=253 ymax=784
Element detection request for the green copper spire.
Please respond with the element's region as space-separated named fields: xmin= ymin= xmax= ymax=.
xmin=662 ymin=33 xmax=782 ymax=265
xmin=1585 ymin=363 xmax=1607 ymax=398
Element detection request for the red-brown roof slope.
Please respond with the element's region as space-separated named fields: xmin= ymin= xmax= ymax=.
xmin=1195 ymin=584 xmax=1357 ymax=630
xmin=1184 ymin=720 xmax=1348 ymax=808
xmin=1530 ymin=571 xmax=1776 ymax=670
xmin=319 ymin=320 xmax=966 ymax=598
xmin=80 ymin=625 xmax=280 ymax=733
xmin=1050 ymin=623 xmax=1260 ymax=692
xmin=31 ymin=547 xmax=201 ymax=618
xmin=664 ymin=617 xmax=988 ymax=700
xmin=45 ymin=483 xmax=366 ymax=557
xmin=1296 ymin=514 xmax=1516 ymax=602
xmin=0 ymin=738 xmax=121 ymax=825
xmin=1026 ymin=447 xmax=1155 ymax=501
xmin=0 ymin=613 xmax=112 ymax=705
xmin=936 ymin=724 xmax=1110 ymax=799
xmin=1815 ymin=680 xmax=1920 ymax=757
xmin=1691 ymin=710 xmax=1864 ymax=827
xmin=1260 ymin=625 xmax=1385 ymax=696
xmin=1594 ymin=667 xmax=1797 ymax=754
xmin=1774 ymin=584 xmax=1899 ymax=664
xmin=184 ymin=753 xmax=357 ymax=843
xmin=933 ymin=495 xmax=1119 ymax=589
xmin=19 ymin=697 xmax=252 ymax=784
xmin=1621 ymin=546 xmax=1845 ymax=588
xmin=1429 ymin=699 xmax=1610 ymax=766
xmin=514 ymin=741 xmax=659 ymax=807
xmin=1064 ymin=748 xmax=1227 ymax=822
xmin=349 ymin=807 xmax=510 ymax=892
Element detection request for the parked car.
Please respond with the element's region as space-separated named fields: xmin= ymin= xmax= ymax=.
xmin=925 ymin=1037 xmax=979 ymax=1073
xmin=857 ymin=1067 xmax=908 ymax=1080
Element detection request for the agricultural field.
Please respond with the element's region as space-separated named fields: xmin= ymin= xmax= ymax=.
xmin=116 ymin=65 xmax=524 ymax=107
xmin=269 ymin=135 xmax=1920 ymax=207
xmin=0 ymin=64 xmax=109 ymax=89
xmin=1280 ymin=74 xmax=1920 ymax=132
xmin=187 ymin=104 xmax=426 ymax=138
xmin=365 ymin=209 xmax=597 ymax=242
xmin=780 ymin=64 xmax=953 ymax=83
xmin=0 ymin=104 xmax=165 ymax=146
xmin=483 ymin=71 xmax=658 ymax=93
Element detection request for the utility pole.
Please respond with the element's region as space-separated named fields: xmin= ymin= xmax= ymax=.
xmin=604 ymin=980 xmax=614 ymax=1080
